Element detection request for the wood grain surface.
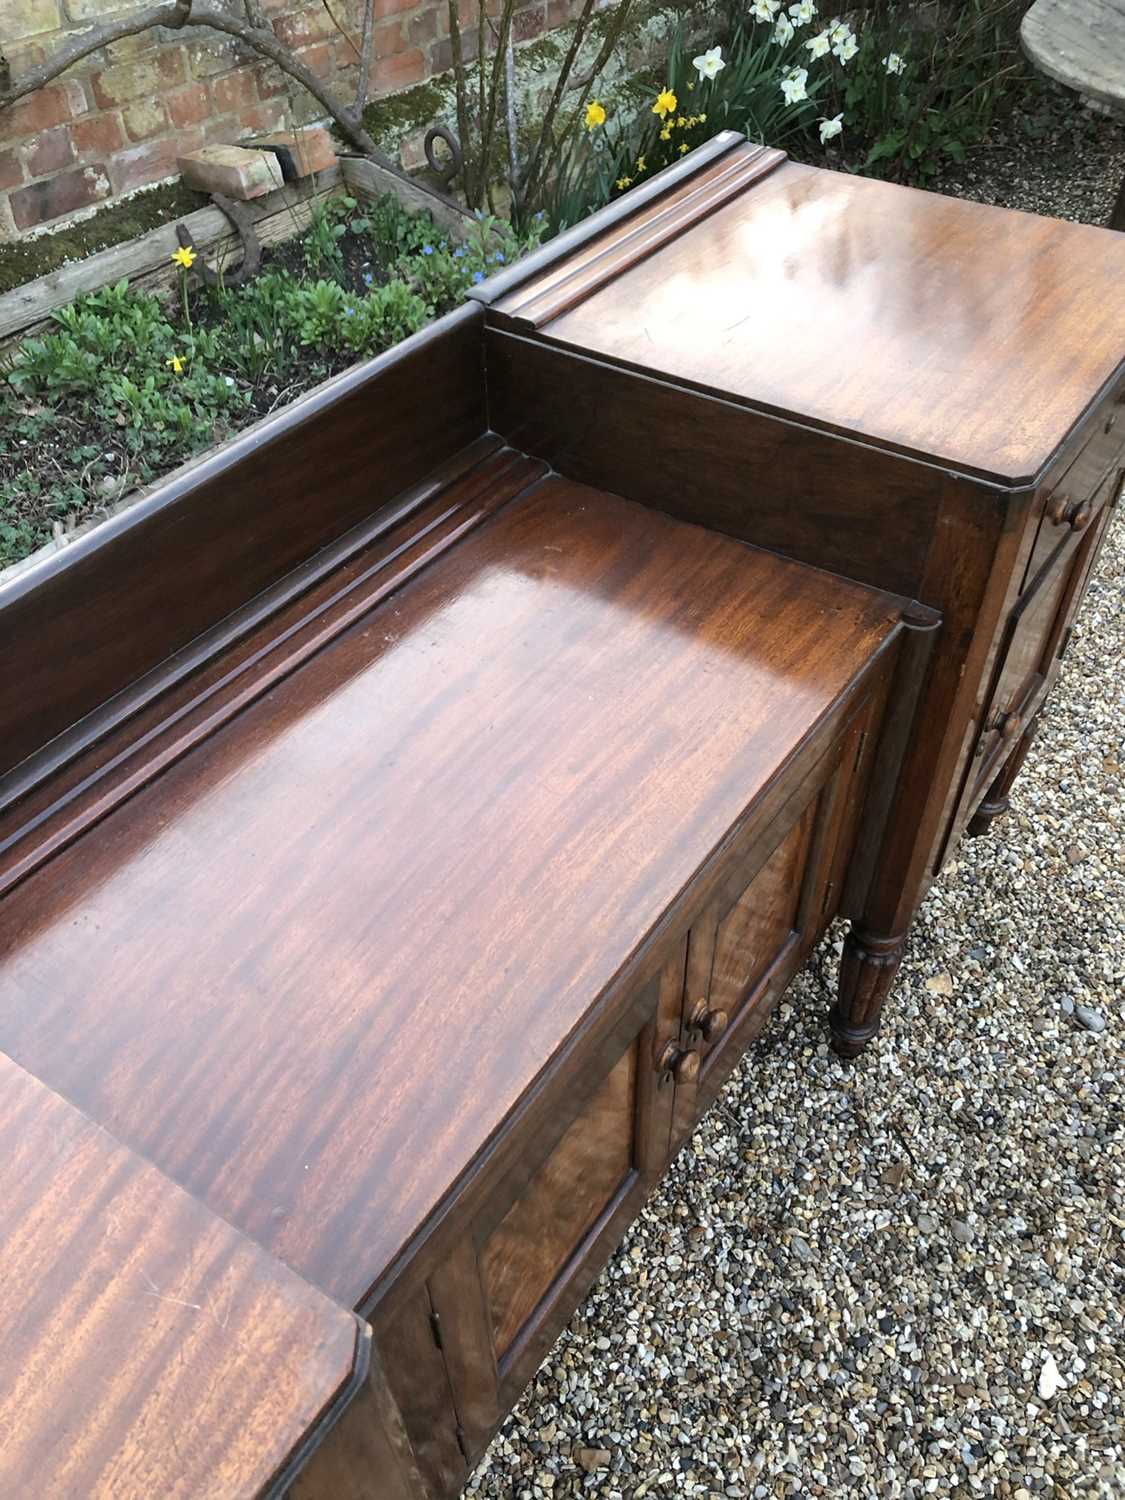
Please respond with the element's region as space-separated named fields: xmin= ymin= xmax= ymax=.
xmin=0 ymin=476 xmax=902 ymax=1314
xmin=528 ymin=159 xmax=1125 ymax=483
xmin=0 ymin=302 xmax=485 ymax=783
xmin=0 ymin=1050 xmax=365 ymax=1499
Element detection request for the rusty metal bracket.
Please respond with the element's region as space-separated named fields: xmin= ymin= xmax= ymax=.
xmin=423 ymin=126 xmax=463 ymax=191
xmin=175 ymin=192 xmax=262 ymax=290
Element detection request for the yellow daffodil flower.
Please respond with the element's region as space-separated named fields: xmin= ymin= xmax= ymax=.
xmin=585 ymin=99 xmax=606 ymax=129
xmin=636 ymin=155 xmax=646 ymax=172
xmin=171 ymin=246 xmax=196 ymax=270
xmin=652 ymin=88 xmax=677 ymax=118
xmin=660 ymin=127 xmax=672 ymax=141
xmin=616 ymin=175 xmax=633 ymax=190
xmin=166 ymin=354 xmax=185 ymax=374
xmin=679 ymin=142 xmax=690 ymax=154
xmin=676 ymin=116 xmax=687 ymax=127
xmin=698 ymin=113 xmax=707 ymax=123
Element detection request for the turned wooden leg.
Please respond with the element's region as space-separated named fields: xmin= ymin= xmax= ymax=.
xmin=829 ymin=927 xmax=907 ymax=1057
xmin=1111 ymin=170 xmax=1125 ymax=233
xmin=967 ymin=718 xmax=1039 ymax=837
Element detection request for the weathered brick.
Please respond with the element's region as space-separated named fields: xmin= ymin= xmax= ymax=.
xmin=5 ymin=0 xmax=60 ymax=42
xmin=25 ymin=124 xmax=75 ymax=177
xmin=122 ymin=98 xmax=168 ymax=141
xmin=409 ymin=8 xmax=439 ymax=47
xmin=372 ymin=48 xmax=427 ymax=92
xmin=104 ymin=31 xmax=160 ymax=64
xmin=110 ymin=131 xmax=201 ymax=194
xmin=210 ymin=66 xmax=259 ymax=114
xmin=178 ymin=144 xmax=284 ymax=199
xmin=293 ymin=42 xmax=336 ymax=79
xmin=242 ymin=124 xmax=336 ymax=178
xmin=91 ymin=49 xmax=185 ymax=108
xmin=165 ymin=82 xmax=211 ymax=129
xmin=513 ymin=2 xmax=545 ymax=41
xmin=0 ymin=151 xmax=25 ymax=192
xmin=255 ymin=64 xmax=290 ymax=100
xmin=67 ymin=0 xmax=142 ymax=16
xmin=372 ymin=19 xmax=405 ymax=55
xmin=432 ymin=28 xmax=478 ymax=72
xmin=272 ymin=4 xmax=339 ymax=48
xmin=236 ymin=102 xmax=288 ymax=137
xmin=70 ymin=111 xmax=125 ymax=161
xmin=189 ymin=39 xmax=241 ymax=78
xmin=0 ymin=82 xmax=78 ymax=144
xmin=10 ymin=161 xmax=110 ymax=229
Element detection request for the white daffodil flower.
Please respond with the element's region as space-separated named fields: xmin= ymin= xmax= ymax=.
xmin=805 ymin=27 xmax=832 ymax=57
xmin=819 ymin=112 xmax=843 ymax=141
xmin=789 ymin=0 xmax=816 ymax=23
xmin=884 ymin=51 xmax=906 ymax=74
xmin=833 ymin=32 xmax=858 ymax=61
xmin=750 ymin=0 xmax=780 ymax=18
xmin=773 ymin=14 xmax=795 ymax=43
xmin=780 ymin=65 xmax=809 ymax=104
xmin=829 ymin=18 xmax=850 ymax=41
xmin=693 ymin=46 xmax=726 ymax=79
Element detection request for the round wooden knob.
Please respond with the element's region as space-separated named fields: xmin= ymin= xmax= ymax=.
xmin=688 ymin=1000 xmax=729 ymax=1041
xmin=1046 ymin=493 xmax=1070 ymax=525
xmin=655 ymin=1041 xmax=699 ymax=1086
xmin=1069 ymin=501 xmax=1094 ymax=532
xmin=673 ymin=1048 xmax=700 ymax=1086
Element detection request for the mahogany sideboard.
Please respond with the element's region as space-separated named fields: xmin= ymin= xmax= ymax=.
xmin=474 ymin=132 xmax=1125 ymax=1054
xmin=0 ymin=135 xmax=1120 ymax=1496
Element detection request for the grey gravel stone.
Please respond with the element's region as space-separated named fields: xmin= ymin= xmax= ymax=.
xmin=467 ymin=104 xmax=1125 ymax=1500
xmin=1074 ymin=1006 xmax=1108 ymax=1034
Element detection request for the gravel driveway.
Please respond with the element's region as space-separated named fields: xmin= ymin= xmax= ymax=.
xmin=468 ymin=111 xmax=1125 ymax=1500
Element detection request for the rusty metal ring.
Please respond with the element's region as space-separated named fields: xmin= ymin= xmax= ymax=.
xmin=175 ymin=192 xmax=262 ymax=290
xmin=423 ymin=125 xmax=463 ymax=188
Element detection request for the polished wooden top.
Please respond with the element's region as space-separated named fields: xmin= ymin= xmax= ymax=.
xmin=511 ymin=158 xmax=1125 ymax=484
xmin=0 ymin=1050 xmax=365 ymax=1499
xmin=0 ymin=476 xmax=902 ymax=1309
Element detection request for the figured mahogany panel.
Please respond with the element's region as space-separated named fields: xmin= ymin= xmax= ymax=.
xmin=481 ymin=1043 xmax=637 ymax=1356
xmin=708 ymin=802 xmax=814 ymax=1021
xmin=0 ymin=1051 xmax=365 ymax=1500
xmin=531 ymin=160 xmax=1125 ymax=484
xmin=0 ymin=477 xmax=904 ymax=1318
xmin=0 ymin=302 xmax=485 ymax=781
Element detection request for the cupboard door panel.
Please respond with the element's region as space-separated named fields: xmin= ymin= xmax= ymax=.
xmin=707 ymin=803 xmax=815 ymax=1022
xmin=481 ymin=1045 xmax=637 ymax=1357
xmin=430 ymin=951 xmax=685 ymax=1462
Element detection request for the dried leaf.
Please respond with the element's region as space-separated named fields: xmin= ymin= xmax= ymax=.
xmin=925 ymin=972 xmax=955 ymax=996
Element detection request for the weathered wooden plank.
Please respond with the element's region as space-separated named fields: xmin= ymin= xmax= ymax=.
xmin=341 ymin=154 xmax=473 ymax=239
xmin=0 ymin=165 xmax=342 ymax=345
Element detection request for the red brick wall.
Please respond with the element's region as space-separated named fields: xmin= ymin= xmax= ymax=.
xmin=0 ymin=0 xmax=560 ymax=238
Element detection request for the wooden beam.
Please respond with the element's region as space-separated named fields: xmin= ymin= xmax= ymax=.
xmin=0 ymin=165 xmax=343 ymax=346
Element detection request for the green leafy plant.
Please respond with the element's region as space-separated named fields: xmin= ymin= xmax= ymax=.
xmin=825 ymin=0 xmax=1025 ymax=179
xmin=0 ymin=190 xmax=539 ymax=571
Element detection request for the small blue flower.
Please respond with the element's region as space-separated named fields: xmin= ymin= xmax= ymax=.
xmin=472 ymin=270 xmax=485 ymax=284
xmin=345 ymin=306 xmax=355 ymax=317
xmin=453 ymin=246 xmax=465 ymax=259
xmin=534 ymin=211 xmax=545 ymax=221
xmin=362 ymin=271 xmax=373 ymax=285
xmin=493 ymin=251 xmax=505 ymax=264
xmin=422 ymin=244 xmax=434 ymax=256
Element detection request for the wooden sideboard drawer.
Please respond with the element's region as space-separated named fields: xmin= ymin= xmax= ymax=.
xmin=1024 ymin=392 xmax=1125 ymax=590
xmin=968 ymin=461 xmax=1121 ymax=806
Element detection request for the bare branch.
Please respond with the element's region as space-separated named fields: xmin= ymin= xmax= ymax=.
xmin=354 ymin=0 xmax=377 ymax=118
xmin=0 ymin=3 xmax=183 ymax=104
